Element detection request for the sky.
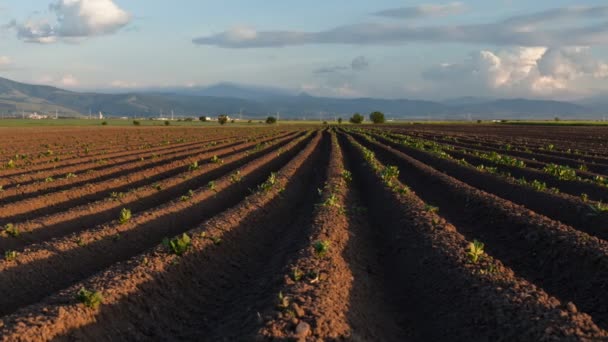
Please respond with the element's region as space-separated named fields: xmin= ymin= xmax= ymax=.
xmin=0 ymin=0 xmax=608 ymax=100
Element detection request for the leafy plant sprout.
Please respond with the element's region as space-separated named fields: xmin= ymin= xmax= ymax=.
xmin=467 ymin=240 xmax=485 ymax=264
xmin=313 ymin=240 xmax=330 ymax=257
xmin=162 ymin=233 xmax=192 ymax=256
xmin=4 ymin=223 xmax=19 ymax=238
xmin=118 ymin=208 xmax=132 ymax=224
xmin=76 ymin=287 xmax=103 ymax=309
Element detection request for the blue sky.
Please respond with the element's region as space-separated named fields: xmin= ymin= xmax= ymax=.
xmin=1 ymin=0 xmax=607 ymax=100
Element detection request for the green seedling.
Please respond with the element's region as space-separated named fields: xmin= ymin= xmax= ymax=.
xmin=162 ymin=233 xmax=192 ymax=256
xmin=277 ymin=291 xmax=290 ymax=309
xmin=313 ymin=240 xmax=330 ymax=257
xmin=210 ymin=155 xmax=223 ymax=164
xmin=4 ymin=250 xmax=17 ymax=261
xmin=118 ymin=208 xmax=132 ymax=224
xmin=188 ymin=161 xmax=199 ymax=171
xmin=65 ymin=173 xmax=77 ymax=179
xmin=4 ymin=224 xmax=19 ymax=237
xmin=380 ymin=165 xmax=400 ymax=187
xmin=467 ymin=240 xmax=485 ymax=264
xmin=6 ymin=159 xmax=15 ymax=168
xmin=230 ymin=171 xmax=243 ymax=183
xmin=207 ymin=181 xmax=217 ymax=191
xmin=341 ymin=170 xmax=353 ymax=183
xmin=76 ymin=287 xmax=103 ymax=309
xmin=45 ymin=177 xmax=54 ymax=183
xmin=291 ymin=268 xmax=303 ymax=282
xmin=424 ymin=204 xmax=439 ymax=213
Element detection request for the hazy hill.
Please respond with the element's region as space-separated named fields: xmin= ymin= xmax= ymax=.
xmin=0 ymin=77 xmax=599 ymax=119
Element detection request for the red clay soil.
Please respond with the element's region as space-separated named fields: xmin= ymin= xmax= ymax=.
xmin=0 ymin=131 xmax=304 ymax=252
xmin=339 ymin=132 xmax=608 ymax=340
xmin=0 ymin=127 xmax=327 ymax=342
xmin=0 ymin=131 xmax=317 ymax=318
xmin=366 ymin=131 xmax=608 ymax=240
xmin=0 ymin=131 xmax=303 ymax=226
xmin=258 ymin=132 xmax=405 ymax=341
xmin=350 ymin=131 xmax=608 ymax=330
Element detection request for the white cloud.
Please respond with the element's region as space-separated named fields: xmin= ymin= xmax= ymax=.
xmin=9 ymin=0 xmax=130 ymax=43
xmin=60 ymin=74 xmax=79 ymax=86
xmin=422 ymin=47 xmax=608 ymax=96
xmin=35 ymin=74 xmax=80 ymax=87
xmin=193 ymin=5 xmax=608 ymax=48
xmin=374 ymin=2 xmax=465 ymax=19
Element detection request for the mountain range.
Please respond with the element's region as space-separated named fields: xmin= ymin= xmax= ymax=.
xmin=0 ymin=77 xmax=604 ymax=120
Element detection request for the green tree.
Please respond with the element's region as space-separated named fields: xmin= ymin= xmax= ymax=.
xmin=369 ymin=111 xmax=385 ymax=124
xmin=338 ymin=118 xmax=343 ymax=124
xmin=218 ymin=115 xmax=228 ymax=125
xmin=266 ymin=116 xmax=277 ymax=124
xmin=199 ymin=116 xmax=207 ymax=122
xmin=350 ymin=113 xmax=364 ymax=124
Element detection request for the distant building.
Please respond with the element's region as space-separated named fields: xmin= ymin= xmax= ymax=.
xmin=28 ymin=113 xmax=48 ymax=120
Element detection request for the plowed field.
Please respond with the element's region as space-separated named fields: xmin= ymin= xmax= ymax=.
xmin=2 ymin=124 xmax=608 ymax=341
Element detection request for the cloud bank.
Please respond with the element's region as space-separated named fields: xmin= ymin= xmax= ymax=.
xmin=374 ymin=2 xmax=465 ymax=19
xmin=9 ymin=0 xmax=131 ymax=43
xmin=193 ymin=6 xmax=608 ymax=48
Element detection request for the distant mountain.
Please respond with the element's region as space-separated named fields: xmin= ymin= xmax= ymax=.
xmin=0 ymin=77 xmax=599 ymax=119
xmin=178 ymin=82 xmax=296 ymax=99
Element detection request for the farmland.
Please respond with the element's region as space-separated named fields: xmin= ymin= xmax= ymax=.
xmin=1 ymin=124 xmax=608 ymax=340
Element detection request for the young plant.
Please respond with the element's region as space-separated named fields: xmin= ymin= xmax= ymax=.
xmin=4 ymin=250 xmax=17 ymax=261
xmin=322 ymin=193 xmax=340 ymax=208
xmin=291 ymin=268 xmax=303 ymax=282
xmin=118 ymin=208 xmax=132 ymax=224
xmin=162 ymin=233 xmax=192 ymax=256
xmin=257 ymin=172 xmax=278 ymax=192
xmin=313 ymin=240 xmax=330 ymax=257
xmin=467 ymin=240 xmax=485 ymax=264
xmin=424 ymin=204 xmax=439 ymax=213
xmin=76 ymin=287 xmax=103 ymax=309
xmin=341 ymin=170 xmax=353 ymax=183
xmin=188 ymin=160 xmax=199 ymax=171
xmin=380 ymin=165 xmax=400 ymax=187
xmin=210 ymin=155 xmax=224 ymax=164
xmin=230 ymin=171 xmax=243 ymax=183
xmin=4 ymin=223 xmax=19 ymax=238
xmin=6 ymin=159 xmax=15 ymax=168
xmin=45 ymin=176 xmax=54 ymax=183
xmin=207 ymin=181 xmax=217 ymax=192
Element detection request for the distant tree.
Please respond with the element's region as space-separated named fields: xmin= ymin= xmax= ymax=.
xmin=132 ymin=120 xmax=141 ymax=126
xmin=164 ymin=120 xmax=170 ymax=126
xmin=476 ymin=119 xmax=482 ymax=124
xmin=199 ymin=116 xmax=207 ymax=122
xmin=218 ymin=115 xmax=228 ymax=125
xmin=101 ymin=121 xmax=108 ymax=126
xmin=266 ymin=116 xmax=277 ymax=124
xmin=369 ymin=111 xmax=385 ymax=124
xmin=350 ymin=113 xmax=364 ymax=124
xmin=323 ymin=121 xmax=328 ymax=125
xmin=231 ymin=119 xmax=235 ymax=123
xmin=554 ymin=117 xmax=560 ymax=122
xmin=185 ymin=118 xmax=193 ymax=122
xmin=338 ymin=118 xmax=343 ymax=124
xmin=248 ymin=120 xmax=252 ymax=123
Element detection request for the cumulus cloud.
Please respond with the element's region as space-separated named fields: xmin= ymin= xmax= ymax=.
xmin=422 ymin=47 xmax=608 ymax=96
xmin=9 ymin=0 xmax=130 ymax=43
xmin=193 ymin=5 xmax=608 ymax=48
xmin=374 ymin=2 xmax=465 ymax=19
